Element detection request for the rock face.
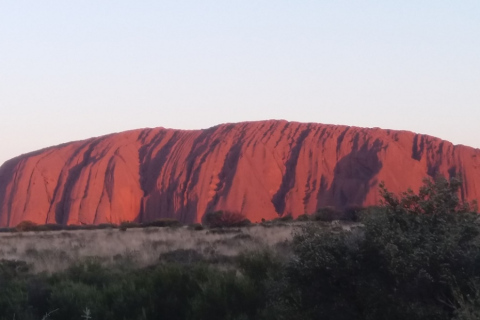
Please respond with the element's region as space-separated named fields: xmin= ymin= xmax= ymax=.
xmin=1 ymin=120 xmax=479 ymax=227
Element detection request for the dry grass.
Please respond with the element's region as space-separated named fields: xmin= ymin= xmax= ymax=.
xmin=0 ymin=223 xmax=304 ymax=273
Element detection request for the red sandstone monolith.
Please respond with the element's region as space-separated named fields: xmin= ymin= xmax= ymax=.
xmin=0 ymin=121 xmax=479 ymax=227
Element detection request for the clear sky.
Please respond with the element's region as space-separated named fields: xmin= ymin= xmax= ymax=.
xmin=1 ymin=1 xmax=479 ymax=166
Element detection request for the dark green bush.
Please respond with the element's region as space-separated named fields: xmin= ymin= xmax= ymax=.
xmin=188 ymin=223 xmax=205 ymax=231
xmin=159 ymin=249 xmax=205 ymax=264
xmin=275 ymin=215 xmax=293 ymax=222
xmin=203 ymin=211 xmax=251 ymax=228
xmin=64 ymin=224 xmax=96 ymax=231
xmin=296 ymin=213 xmax=312 ymax=221
xmin=37 ymin=223 xmax=64 ymax=231
xmin=119 ymin=220 xmax=141 ymax=230
xmin=273 ymin=176 xmax=480 ymax=320
xmin=0 ymin=260 xmax=31 ymax=320
xmin=342 ymin=205 xmax=364 ymax=221
xmin=0 ymin=257 xmax=276 ymax=320
xmin=96 ymin=223 xmax=117 ymax=229
xmin=313 ymin=206 xmax=343 ymax=221
xmin=15 ymin=220 xmax=39 ymax=232
xmin=236 ymin=250 xmax=282 ymax=285
xmin=141 ymin=218 xmax=182 ymax=228
xmin=0 ymin=259 xmax=29 ymax=278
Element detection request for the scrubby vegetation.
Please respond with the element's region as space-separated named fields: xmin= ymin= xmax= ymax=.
xmin=0 ymin=176 xmax=479 ymax=319
xmin=4 ymin=212 xmax=252 ymax=234
xmin=0 ymin=222 xmax=296 ymax=274
xmin=0 ymin=224 xmax=294 ymax=320
xmin=1 ymin=218 xmax=188 ymax=233
xmin=270 ymin=177 xmax=480 ymax=320
xmin=203 ymin=210 xmax=252 ymax=228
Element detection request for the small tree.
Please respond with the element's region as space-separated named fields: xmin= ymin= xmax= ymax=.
xmin=273 ymin=176 xmax=480 ymax=320
xmin=313 ymin=206 xmax=343 ymax=221
xmin=379 ymin=176 xmax=477 ymax=216
xmin=203 ymin=210 xmax=250 ymax=228
xmin=15 ymin=220 xmax=38 ymax=232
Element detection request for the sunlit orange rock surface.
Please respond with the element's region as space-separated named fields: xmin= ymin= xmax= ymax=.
xmin=1 ymin=121 xmax=479 ymax=227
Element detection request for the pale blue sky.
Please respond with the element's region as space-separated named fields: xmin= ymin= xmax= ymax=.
xmin=1 ymin=1 xmax=479 ymax=165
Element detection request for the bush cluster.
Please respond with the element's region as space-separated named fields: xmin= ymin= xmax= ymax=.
xmin=203 ymin=211 xmax=251 ymax=228
xmin=0 ymin=252 xmax=281 ymax=320
xmin=3 ymin=218 xmax=184 ymax=234
xmin=272 ymin=177 xmax=480 ymax=320
xmin=292 ymin=205 xmax=365 ymax=222
xmin=6 ymin=213 xmax=252 ymax=234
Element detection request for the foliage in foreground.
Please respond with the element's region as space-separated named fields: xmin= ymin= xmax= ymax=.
xmin=1 ymin=176 xmax=480 ymax=320
xmin=274 ymin=176 xmax=480 ymax=320
xmin=0 ymin=251 xmax=282 ymax=320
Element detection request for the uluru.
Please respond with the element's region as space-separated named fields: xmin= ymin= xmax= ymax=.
xmin=0 ymin=120 xmax=479 ymax=227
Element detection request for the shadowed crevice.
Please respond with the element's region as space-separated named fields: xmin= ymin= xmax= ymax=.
xmin=336 ymin=127 xmax=350 ymax=154
xmin=412 ymin=134 xmax=425 ymax=161
xmin=274 ymin=121 xmax=291 ymax=149
xmin=317 ymin=139 xmax=384 ymax=209
xmin=54 ymin=138 xmax=104 ymax=224
xmin=271 ymin=127 xmax=311 ymax=215
xmin=0 ymin=158 xmax=24 ymax=226
xmin=139 ymin=127 xmax=219 ymax=222
xmin=46 ymin=140 xmax=95 ymax=223
xmin=178 ymin=133 xmax=222 ymax=221
xmin=138 ymin=130 xmax=176 ymax=197
xmin=427 ymin=142 xmax=445 ymax=178
xmin=203 ymin=130 xmax=248 ymax=215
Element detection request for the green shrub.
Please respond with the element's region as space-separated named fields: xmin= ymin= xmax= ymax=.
xmin=276 ymin=215 xmax=293 ymax=222
xmin=96 ymin=223 xmax=117 ymax=229
xmin=236 ymin=250 xmax=282 ymax=284
xmin=119 ymin=221 xmax=141 ymax=230
xmin=296 ymin=213 xmax=311 ymax=221
xmin=48 ymin=281 xmax=102 ymax=319
xmin=64 ymin=224 xmax=96 ymax=231
xmin=313 ymin=206 xmax=343 ymax=221
xmin=159 ymin=249 xmax=205 ymax=264
xmin=0 ymin=259 xmax=29 ymax=279
xmin=141 ymin=218 xmax=182 ymax=228
xmin=274 ymin=176 xmax=480 ymax=320
xmin=203 ymin=211 xmax=251 ymax=228
xmin=188 ymin=223 xmax=205 ymax=231
xmin=36 ymin=223 xmax=64 ymax=231
xmin=342 ymin=205 xmax=364 ymax=221
xmin=15 ymin=220 xmax=38 ymax=232
xmin=0 ymin=260 xmax=30 ymax=319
